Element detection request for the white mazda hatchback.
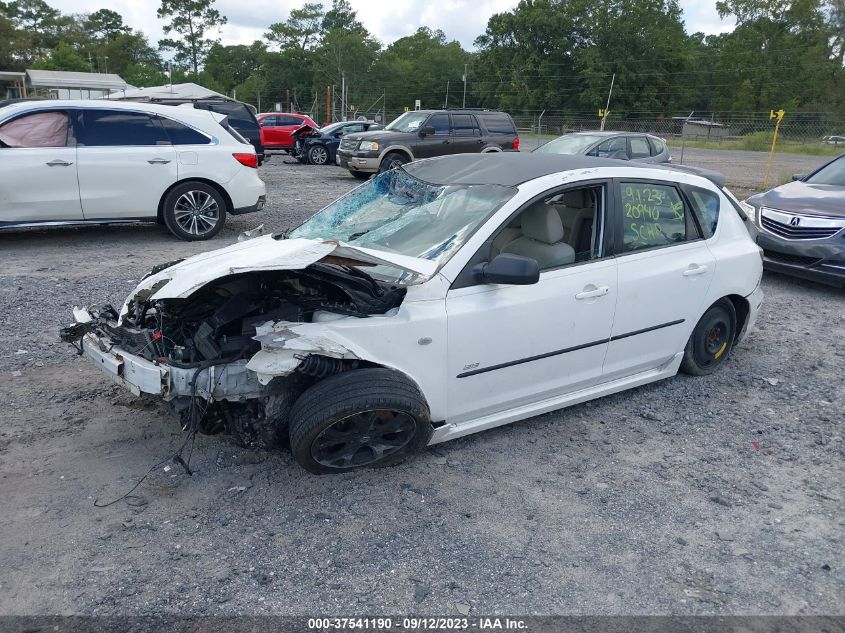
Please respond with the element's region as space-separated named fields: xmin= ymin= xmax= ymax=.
xmin=63 ymin=153 xmax=764 ymax=473
xmin=0 ymin=100 xmax=266 ymax=240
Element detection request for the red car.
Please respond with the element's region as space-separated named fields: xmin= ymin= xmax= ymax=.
xmin=258 ymin=112 xmax=318 ymax=151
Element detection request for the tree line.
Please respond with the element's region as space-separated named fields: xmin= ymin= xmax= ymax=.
xmin=1 ymin=0 xmax=843 ymax=121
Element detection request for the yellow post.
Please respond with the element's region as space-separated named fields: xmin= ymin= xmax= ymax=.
xmin=763 ymin=109 xmax=785 ymax=189
xmin=598 ymin=108 xmax=609 ymax=131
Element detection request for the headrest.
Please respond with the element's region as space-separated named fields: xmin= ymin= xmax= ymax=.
xmin=560 ymin=189 xmax=591 ymax=208
xmin=521 ymin=204 xmax=564 ymax=244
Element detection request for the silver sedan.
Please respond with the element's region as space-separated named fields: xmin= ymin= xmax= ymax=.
xmin=533 ymin=131 xmax=671 ymax=163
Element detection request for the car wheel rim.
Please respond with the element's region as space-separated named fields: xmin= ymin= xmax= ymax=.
xmin=311 ymin=409 xmax=416 ymax=469
xmin=695 ymin=311 xmax=731 ymax=366
xmin=311 ymin=147 xmax=328 ymax=164
xmin=174 ymin=191 xmax=220 ymax=236
xmin=389 ymin=159 xmax=404 ymax=169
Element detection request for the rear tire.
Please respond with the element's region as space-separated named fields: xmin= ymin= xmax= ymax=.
xmin=162 ymin=182 xmax=227 ymax=241
xmin=288 ymin=368 xmax=432 ymax=474
xmin=378 ymin=152 xmax=408 ymax=173
xmin=680 ymin=299 xmax=737 ymax=376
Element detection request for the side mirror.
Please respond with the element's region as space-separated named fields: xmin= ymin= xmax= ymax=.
xmin=419 ymin=125 xmax=435 ymax=137
xmin=472 ymin=253 xmax=540 ymax=285
xmin=792 ymin=173 xmax=806 ymax=181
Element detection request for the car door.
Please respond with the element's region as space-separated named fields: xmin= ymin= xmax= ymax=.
xmin=413 ymin=113 xmax=451 ymax=159
xmin=627 ymin=135 xmax=654 ymax=162
xmin=75 ymin=108 xmax=177 ymax=219
xmin=449 ymin=114 xmax=483 ymax=154
xmin=602 ymin=179 xmax=716 ymax=380
xmin=445 ymin=182 xmax=618 ymax=424
xmin=0 ymin=108 xmax=83 ymax=223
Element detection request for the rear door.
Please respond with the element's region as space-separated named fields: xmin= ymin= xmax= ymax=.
xmin=75 ymin=108 xmax=177 ymax=219
xmin=0 ymin=108 xmax=82 ymax=223
xmin=602 ymin=179 xmax=715 ymax=380
xmin=449 ymin=114 xmax=483 ymax=154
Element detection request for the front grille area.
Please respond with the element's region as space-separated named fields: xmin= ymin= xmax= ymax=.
xmin=763 ymin=250 xmax=821 ymax=267
xmin=339 ymin=138 xmax=358 ymax=151
xmin=760 ymin=210 xmax=844 ymax=240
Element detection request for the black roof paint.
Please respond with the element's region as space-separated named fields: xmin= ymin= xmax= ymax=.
xmin=402 ymin=152 xmax=724 ymax=187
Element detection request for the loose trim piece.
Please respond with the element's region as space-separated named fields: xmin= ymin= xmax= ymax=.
xmin=456 ymin=319 xmax=685 ymax=378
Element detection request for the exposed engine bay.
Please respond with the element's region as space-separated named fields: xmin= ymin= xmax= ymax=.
xmin=61 ymin=263 xmax=406 ymax=448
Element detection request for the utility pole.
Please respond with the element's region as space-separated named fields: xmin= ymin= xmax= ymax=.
xmin=445 ymin=80 xmax=450 ymax=108
xmin=341 ymin=71 xmax=346 ymax=121
xmin=104 ymin=56 xmax=109 ymax=74
xmin=326 ymin=86 xmax=331 ymax=124
xmin=257 ymin=91 xmax=261 ymax=113
xmin=600 ymin=73 xmax=615 ymax=131
xmin=462 ymin=64 xmax=467 ymax=108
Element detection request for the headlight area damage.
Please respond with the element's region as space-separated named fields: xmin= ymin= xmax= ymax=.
xmin=59 ymin=237 xmax=426 ymax=449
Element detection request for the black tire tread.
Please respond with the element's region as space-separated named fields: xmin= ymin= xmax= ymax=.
xmin=288 ymin=368 xmax=432 ymax=474
xmin=680 ymin=298 xmax=737 ymax=376
xmin=162 ymin=181 xmax=227 ymax=241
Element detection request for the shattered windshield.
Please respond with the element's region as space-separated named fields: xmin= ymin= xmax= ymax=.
xmin=289 ymin=169 xmax=515 ymax=282
xmin=385 ymin=111 xmax=429 ymax=133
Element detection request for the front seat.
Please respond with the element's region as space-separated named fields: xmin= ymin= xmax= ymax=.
xmin=501 ymin=203 xmax=575 ymax=269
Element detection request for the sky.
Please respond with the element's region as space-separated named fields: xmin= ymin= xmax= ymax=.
xmin=48 ymin=0 xmax=737 ymax=50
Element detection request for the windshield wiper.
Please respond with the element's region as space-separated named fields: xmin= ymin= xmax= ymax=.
xmin=347 ymin=229 xmax=371 ymax=241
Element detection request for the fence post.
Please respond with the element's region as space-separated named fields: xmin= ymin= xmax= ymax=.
xmin=763 ymin=109 xmax=785 ymax=189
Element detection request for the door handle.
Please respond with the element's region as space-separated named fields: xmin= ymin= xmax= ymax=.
xmin=148 ymin=158 xmax=172 ymax=164
xmin=575 ymin=285 xmax=610 ymax=300
xmin=682 ymin=264 xmax=709 ymax=277
xmin=46 ymin=159 xmax=73 ymax=167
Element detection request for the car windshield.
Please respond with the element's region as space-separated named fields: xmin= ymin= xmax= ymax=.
xmin=805 ymin=155 xmax=845 ymax=186
xmin=289 ymin=168 xmax=516 ymax=283
xmin=385 ymin=111 xmax=429 ymax=133
xmin=534 ymin=134 xmax=604 ymax=155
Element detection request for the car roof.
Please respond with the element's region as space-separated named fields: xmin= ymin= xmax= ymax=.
xmin=562 ymin=131 xmax=651 ymax=137
xmin=0 ymin=99 xmax=220 ymax=126
xmin=403 ymin=153 xmax=718 ymax=187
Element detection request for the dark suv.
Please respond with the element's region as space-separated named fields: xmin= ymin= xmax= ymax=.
xmin=335 ymin=109 xmax=519 ymax=179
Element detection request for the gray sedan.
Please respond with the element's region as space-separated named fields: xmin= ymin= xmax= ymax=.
xmin=740 ymin=153 xmax=845 ymax=287
xmin=533 ymin=131 xmax=671 ymax=163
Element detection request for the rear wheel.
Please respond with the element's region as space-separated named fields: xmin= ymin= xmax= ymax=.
xmin=162 ymin=182 xmax=227 ymax=241
xmin=308 ymin=144 xmax=329 ymax=165
xmin=378 ymin=152 xmax=408 ymax=173
xmin=288 ymin=368 xmax=432 ymax=474
xmin=680 ymin=299 xmax=737 ymax=376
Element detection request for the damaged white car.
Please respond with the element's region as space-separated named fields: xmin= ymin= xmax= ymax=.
xmin=62 ymin=154 xmax=764 ymax=474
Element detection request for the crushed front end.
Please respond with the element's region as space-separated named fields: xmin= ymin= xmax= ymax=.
xmin=61 ymin=263 xmax=407 ymax=448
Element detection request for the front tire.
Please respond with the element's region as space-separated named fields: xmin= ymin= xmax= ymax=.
xmin=378 ymin=152 xmax=408 ymax=173
xmin=349 ymin=171 xmax=370 ymax=180
xmin=680 ymin=299 xmax=737 ymax=376
xmin=162 ymin=182 xmax=227 ymax=241
xmin=288 ymin=368 xmax=432 ymax=474
xmin=308 ymin=144 xmax=329 ymax=165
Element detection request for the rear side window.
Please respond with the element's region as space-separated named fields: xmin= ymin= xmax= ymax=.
xmin=481 ymin=113 xmax=516 ymax=135
xmin=277 ymin=115 xmax=303 ymax=126
xmin=79 ymin=109 xmax=168 ymax=146
xmin=158 ymin=116 xmax=210 ymax=145
xmin=628 ymin=136 xmax=651 ymax=159
xmin=620 ymin=182 xmax=698 ymax=253
xmin=649 ymin=137 xmax=666 ymax=156
xmin=686 ymin=187 xmax=720 ymax=238
xmin=0 ymin=110 xmax=71 ymax=147
xmin=451 ymin=114 xmax=479 ymax=136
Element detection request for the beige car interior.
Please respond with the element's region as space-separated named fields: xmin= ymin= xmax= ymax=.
xmin=492 ymin=186 xmax=602 ymax=269
xmin=0 ymin=111 xmax=69 ymax=148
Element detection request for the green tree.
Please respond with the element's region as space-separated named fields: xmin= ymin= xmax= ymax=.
xmin=32 ymin=41 xmax=89 ymax=71
xmin=83 ymin=9 xmax=131 ymax=41
xmin=157 ymin=0 xmax=227 ymax=76
xmin=265 ymin=2 xmax=324 ymax=51
xmin=203 ymin=41 xmax=266 ymax=93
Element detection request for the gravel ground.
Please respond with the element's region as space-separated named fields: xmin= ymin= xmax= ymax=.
xmin=0 ymin=151 xmax=843 ymax=616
